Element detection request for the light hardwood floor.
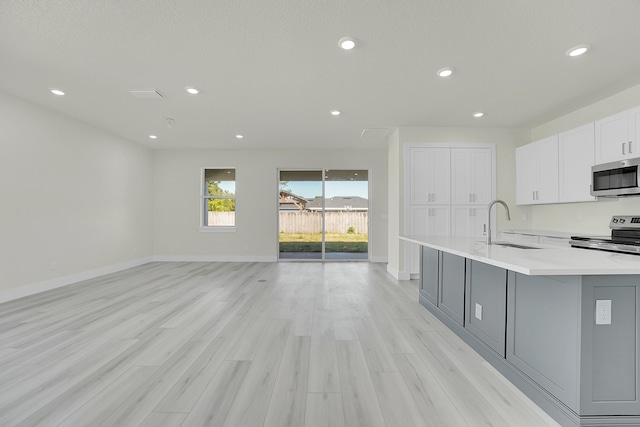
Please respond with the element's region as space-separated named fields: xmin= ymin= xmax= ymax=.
xmin=0 ymin=262 xmax=560 ymax=427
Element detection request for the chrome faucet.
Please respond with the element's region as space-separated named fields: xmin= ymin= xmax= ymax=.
xmin=486 ymin=199 xmax=511 ymax=245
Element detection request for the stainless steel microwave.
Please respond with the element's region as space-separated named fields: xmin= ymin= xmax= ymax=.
xmin=591 ymin=157 xmax=640 ymax=197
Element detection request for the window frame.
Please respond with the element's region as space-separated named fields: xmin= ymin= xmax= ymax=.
xmin=200 ymin=167 xmax=237 ymax=232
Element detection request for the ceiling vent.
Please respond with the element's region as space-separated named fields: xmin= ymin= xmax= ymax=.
xmin=361 ymin=128 xmax=390 ymax=138
xmin=128 ymin=89 xmax=164 ymax=99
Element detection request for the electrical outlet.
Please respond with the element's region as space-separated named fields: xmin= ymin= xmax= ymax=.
xmin=475 ymin=303 xmax=483 ymax=320
xmin=596 ymin=300 xmax=612 ymax=325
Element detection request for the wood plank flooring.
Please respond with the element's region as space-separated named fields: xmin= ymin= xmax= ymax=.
xmin=0 ymin=262 xmax=560 ymax=427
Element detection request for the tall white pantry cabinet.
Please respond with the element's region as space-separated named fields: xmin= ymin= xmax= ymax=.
xmin=405 ymin=144 xmax=496 ymax=275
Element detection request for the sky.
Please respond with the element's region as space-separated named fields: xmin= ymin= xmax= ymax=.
xmin=282 ymin=181 xmax=368 ymax=199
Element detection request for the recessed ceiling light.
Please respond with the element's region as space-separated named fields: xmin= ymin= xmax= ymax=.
xmin=185 ymin=86 xmax=199 ymax=95
xmin=235 ymin=134 xmax=244 ymax=139
xmin=437 ymin=67 xmax=454 ymax=77
xmin=566 ymin=44 xmax=589 ymax=57
xmin=50 ymin=89 xmax=65 ymax=96
xmin=473 ymin=112 xmax=484 ymax=118
xmin=149 ymin=135 xmax=157 ymax=139
xmin=338 ymin=37 xmax=357 ymax=50
xmin=330 ymin=109 xmax=341 ymax=116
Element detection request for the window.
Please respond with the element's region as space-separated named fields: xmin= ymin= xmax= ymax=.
xmin=202 ymin=168 xmax=236 ymax=230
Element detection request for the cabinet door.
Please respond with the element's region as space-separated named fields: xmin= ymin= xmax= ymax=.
xmin=450 ymin=149 xmax=471 ymax=204
xmin=410 ymin=206 xmax=449 ymax=274
xmin=515 ymin=143 xmax=537 ymax=205
xmin=428 ymin=206 xmax=451 ymax=236
xmin=451 ymin=148 xmax=492 ymax=205
xmin=469 ymin=149 xmax=493 ymax=204
xmin=630 ymin=106 xmax=640 ymax=157
xmin=430 ymin=149 xmax=451 ymax=204
xmin=465 ymin=260 xmax=507 ymax=356
xmin=507 ymin=273 xmax=580 ymax=411
xmin=536 ymin=135 xmax=559 ymax=204
xmin=595 ymin=110 xmax=630 ymax=164
xmin=439 ymin=252 xmax=466 ymax=325
xmin=451 ymin=206 xmax=487 ymax=237
xmin=420 ymin=247 xmax=439 ymax=305
xmin=559 ymin=123 xmax=596 ymax=203
xmin=409 ymin=149 xmax=432 ymax=204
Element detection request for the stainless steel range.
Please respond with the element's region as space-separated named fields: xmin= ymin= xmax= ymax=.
xmin=570 ymin=215 xmax=640 ymax=255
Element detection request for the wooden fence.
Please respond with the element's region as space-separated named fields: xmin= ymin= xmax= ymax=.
xmin=208 ymin=211 xmax=368 ymax=233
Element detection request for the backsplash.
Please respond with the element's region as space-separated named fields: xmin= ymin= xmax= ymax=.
xmin=530 ymin=197 xmax=640 ymax=235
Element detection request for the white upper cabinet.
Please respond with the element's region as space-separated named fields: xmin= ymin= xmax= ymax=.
xmin=631 ymin=106 xmax=640 ymax=156
xmin=451 ymin=148 xmax=492 ymax=205
xmin=516 ymin=135 xmax=559 ymax=205
xmin=409 ymin=148 xmax=451 ymax=204
xmin=594 ymin=108 xmax=640 ymax=164
xmin=558 ymin=123 xmax=596 ymax=203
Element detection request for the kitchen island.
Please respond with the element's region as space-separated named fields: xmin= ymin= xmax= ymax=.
xmin=400 ymin=235 xmax=640 ymax=427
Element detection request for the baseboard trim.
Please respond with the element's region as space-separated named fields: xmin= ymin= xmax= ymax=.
xmin=153 ymin=255 xmax=278 ymax=263
xmin=0 ymin=256 xmax=154 ymax=304
xmin=386 ymin=264 xmax=410 ymax=280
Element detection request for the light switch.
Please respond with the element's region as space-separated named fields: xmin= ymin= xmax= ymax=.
xmin=596 ymin=300 xmax=612 ymax=325
xmin=475 ymin=303 xmax=483 ymax=320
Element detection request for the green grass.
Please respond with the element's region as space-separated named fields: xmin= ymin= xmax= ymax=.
xmin=279 ymin=232 xmax=368 ymax=253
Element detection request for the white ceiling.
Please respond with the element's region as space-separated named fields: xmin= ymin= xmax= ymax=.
xmin=2 ymin=0 xmax=640 ymax=150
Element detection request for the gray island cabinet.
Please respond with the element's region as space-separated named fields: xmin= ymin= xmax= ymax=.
xmin=409 ymin=237 xmax=640 ymax=427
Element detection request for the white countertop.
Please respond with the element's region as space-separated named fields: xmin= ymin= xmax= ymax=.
xmin=400 ymin=235 xmax=640 ymax=276
xmin=499 ymin=229 xmax=574 ymax=238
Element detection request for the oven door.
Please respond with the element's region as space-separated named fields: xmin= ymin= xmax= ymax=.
xmin=591 ymin=158 xmax=640 ymax=197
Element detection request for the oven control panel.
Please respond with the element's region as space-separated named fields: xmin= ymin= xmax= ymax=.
xmin=610 ymin=215 xmax=640 ymax=228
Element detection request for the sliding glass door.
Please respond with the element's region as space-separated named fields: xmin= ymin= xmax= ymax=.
xmin=278 ymin=169 xmax=368 ymax=261
xmin=324 ymin=170 xmax=368 ymax=260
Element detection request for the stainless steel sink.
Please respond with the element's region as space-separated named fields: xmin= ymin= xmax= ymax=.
xmin=491 ymin=241 xmax=541 ymax=250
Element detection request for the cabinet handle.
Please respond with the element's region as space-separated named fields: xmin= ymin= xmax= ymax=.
xmin=483 ymin=224 xmax=487 ymax=234
xmin=532 ymin=190 xmax=536 ymax=201
xmin=623 ymin=142 xmax=626 ymax=155
xmin=536 ymin=190 xmax=539 ymax=200
xmin=473 ymin=193 xmax=476 ymax=202
xmin=630 ymin=141 xmax=633 ymax=154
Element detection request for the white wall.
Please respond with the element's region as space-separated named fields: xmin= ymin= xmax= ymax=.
xmin=528 ymin=83 xmax=640 ymax=235
xmin=152 ymin=148 xmax=388 ymax=261
xmin=386 ymin=128 xmax=402 ymax=276
xmin=387 ymin=126 xmax=529 ymax=278
xmin=0 ymin=91 xmax=154 ymax=294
